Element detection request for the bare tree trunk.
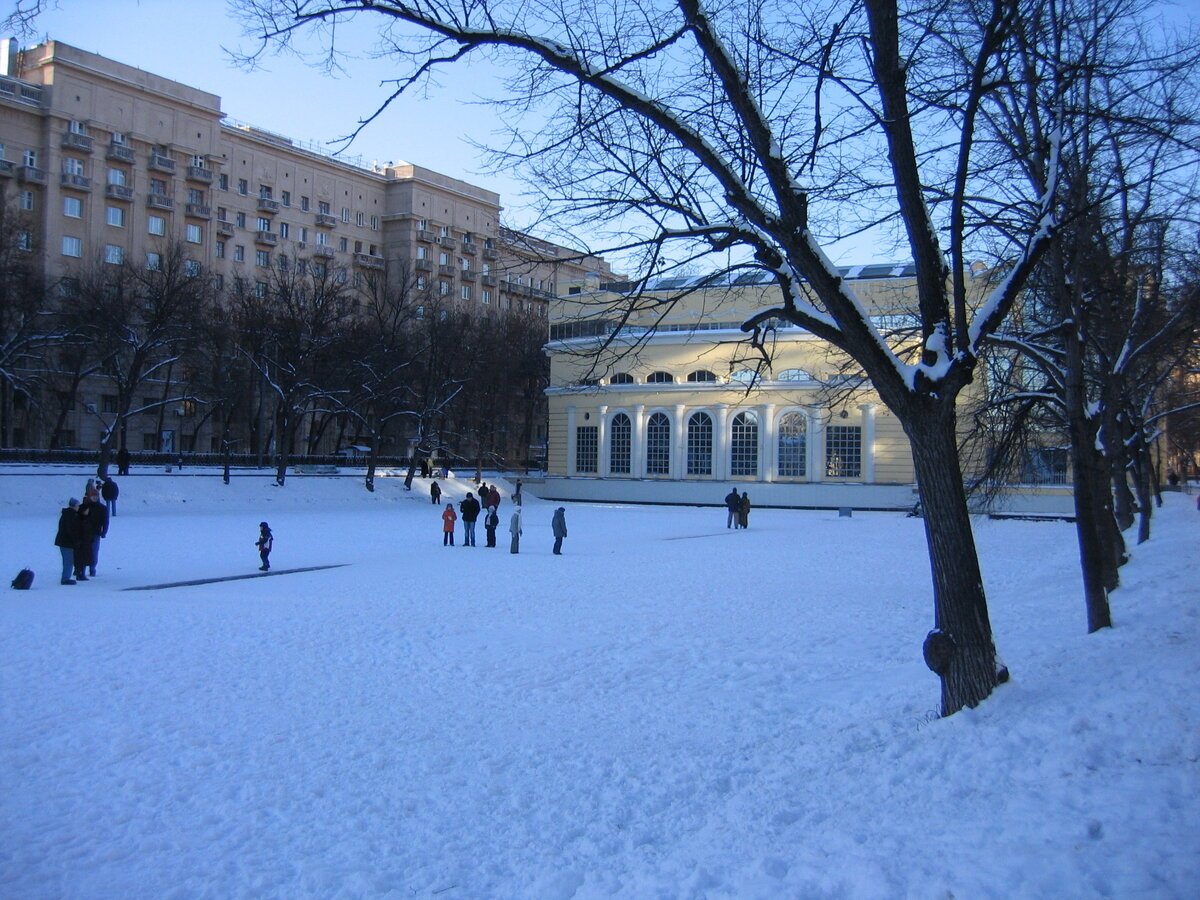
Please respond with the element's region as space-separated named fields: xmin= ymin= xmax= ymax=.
xmin=905 ymin=408 xmax=1002 ymax=716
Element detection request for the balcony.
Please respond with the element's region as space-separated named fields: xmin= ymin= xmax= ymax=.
xmin=62 ymin=132 xmax=93 ymax=153
xmin=459 ymin=269 xmax=476 ymax=281
xmin=60 ymin=173 xmax=91 ymax=192
xmin=461 ymin=241 xmax=477 ymax=255
xmin=0 ymin=75 xmax=43 ymax=106
xmin=18 ymin=165 xmax=47 ymax=185
xmin=106 ymin=143 xmax=135 ymax=163
xmin=0 ymin=160 xmax=13 ymax=178
xmin=148 ymin=153 xmax=175 ymax=174
xmin=257 ymin=197 xmax=280 ymax=214
xmin=255 ymin=230 xmax=278 ymax=246
xmin=217 ymin=221 xmax=234 ymax=237
xmin=415 ymin=229 xmax=433 ymax=243
xmin=105 ymin=183 xmax=134 ymax=201
xmin=315 ymin=212 xmax=337 ymax=228
xmin=187 ymin=165 xmax=214 ymax=184
xmin=353 ymin=252 xmax=385 ymax=270
xmin=481 ymin=274 xmax=497 ymax=287
xmin=438 ymin=264 xmax=456 ymax=277
xmin=186 ymin=203 xmax=212 ymax=219
xmin=146 ymin=193 xmax=174 ymax=211
xmin=437 ymin=236 xmax=457 ymax=250
xmin=415 ymin=258 xmax=432 ymax=271
xmin=482 ymin=247 xmax=498 ymax=261
xmin=312 ymin=245 xmax=335 ymax=258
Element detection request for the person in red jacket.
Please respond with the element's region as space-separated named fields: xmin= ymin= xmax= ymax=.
xmin=441 ymin=503 xmax=458 ymax=546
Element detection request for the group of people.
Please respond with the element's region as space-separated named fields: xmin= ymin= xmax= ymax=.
xmin=437 ymin=480 xmax=565 ymax=555
xmin=724 ymin=487 xmax=752 ymax=529
xmin=53 ymin=476 xmax=119 ymax=585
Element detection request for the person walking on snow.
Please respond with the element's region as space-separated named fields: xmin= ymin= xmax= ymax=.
xmin=459 ymin=491 xmax=481 ymax=547
xmin=509 ymin=508 xmax=522 ymax=554
xmin=256 ymin=522 xmax=273 ymax=571
xmin=100 ymin=476 xmax=119 ymax=517
xmin=724 ymin=487 xmax=740 ymax=528
xmin=54 ymin=498 xmax=82 ymax=585
xmin=552 ymin=507 xmax=568 ymax=555
xmin=430 ymin=480 xmax=442 ymax=505
xmin=442 ymin=503 xmax=457 ymax=546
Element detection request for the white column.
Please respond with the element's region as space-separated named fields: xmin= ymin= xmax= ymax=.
xmin=673 ymin=404 xmax=687 ymax=480
xmin=631 ymin=404 xmax=646 ymax=478
xmin=859 ymin=403 xmax=877 ymax=483
xmin=566 ymin=405 xmax=577 ymax=476
xmin=759 ymin=403 xmax=776 ymax=482
xmin=598 ymin=405 xmax=610 ymax=476
xmin=807 ymin=407 xmax=824 ymax=482
xmin=714 ymin=404 xmax=730 ymax=481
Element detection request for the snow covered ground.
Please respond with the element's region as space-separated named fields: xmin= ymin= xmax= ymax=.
xmin=1 ymin=466 xmax=1197 ymax=898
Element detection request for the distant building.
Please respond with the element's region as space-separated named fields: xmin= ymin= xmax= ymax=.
xmin=0 ymin=39 xmax=613 ymax=456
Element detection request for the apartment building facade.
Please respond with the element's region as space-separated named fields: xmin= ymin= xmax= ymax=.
xmin=0 ymin=39 xmax=612 ymax=457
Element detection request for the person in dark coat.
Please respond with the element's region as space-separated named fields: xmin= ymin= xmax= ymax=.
xmin=430 ymin=480 xmax=442 ymax=505
xmin=81 ymin=495 xmax=108 ymax=577
xmin=256 ymin=522 xmax=273 ymax=571
xmin=100 ymin=477 xmax=119 ymax=516
xmin=116 ymin=446 xmax=131 ymax=476
xmin=459 ymin=492 xmax=481 ymax=547
xmin=73 ymin=501 xmax=95 ymax=580
xmin=484 ymin=506 xmax=499 ymax=548
xmin=738 ymin=491 xmax=751 ymax=529
xmin=54 ymin=499 xmax=81 ymax=585
xmin=514 ymin=479 xmax=523 ymax=506
xmin=487 ymin=486 xmax=501 ymax=511
xmin=509 ymin=508 xmax=522 ymax=554
xmin=552 ymin=507 xmax=568 ymax=555
xmin=724 ymin=487 xmax=740 ymax=528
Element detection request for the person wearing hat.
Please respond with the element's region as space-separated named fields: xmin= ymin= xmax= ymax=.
xmin=551 ymin=507 xmax=568 ymax=555
xmin=54 ymin=498 xmax=82 ymax=585
xmin=256 ymin=522 xmax=273 ymax=571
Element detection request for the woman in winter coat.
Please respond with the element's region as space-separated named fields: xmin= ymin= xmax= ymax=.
xmin=738 ymin=492 xmax=751 ymax=529
xmin=551 ymin=507 xmax=568 ymax=555
xmin=509 ymin=509 xmax=522 ymax=554
xmin=73 ymin=501 xmax=95 ymax=580
xmin=442 ymin=503 xmax=458 ymax=546
xmin=54 ymin=498 xmax=82 ymax=584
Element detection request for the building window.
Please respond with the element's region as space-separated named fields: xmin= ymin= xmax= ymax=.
xmin=237 ymin=178 xmax=248 ymax=196
xmin=686 ymin=412 xmax=713 ymax=476
xmin=62 ymin=236 xmax=83 ymax=258
xmin=729 ymin=369 xmax=758 ymax=385
xmin=301 ymin=196 xmax=310 ymax=211
xmin=438 ymin=281 xmax=450 ymax=296
xmin=610 ymin=373 xmax=634 ymax=385
xmin=777 ymin=412 xmax=807 ymax=478
xmin=256 ymin=249 xmax=270 ymax=267
xmin=257 ymin=216 xmax=271 ymax=232
xmin=215 ymin=241 xmax=225 ymax=259
xmin=281 ymin=190 xmax=291 ymax=207
xmin=317 ymin=232 xmax=328 ymax=247
xmin=609 ymin=413 xmax=631 ymax=474
xmin=687 ymin=370 xmax=717 ymax=383
xmin=356 ymin=211 xmax=365 ymax=226
xmin=339 ymin=237 xmax=349 ymax=252
xmin=63 ymin=196 xmax=82 ymax=218
xmin=460 ymin=285 xmax=471 ymax=301
xmin=825 ymin=425 xmax=862 ymax=478
xmin=279 ymin=222 xmax=289 ymax=239
xmin=371 ymin=215 xmax=379 ymax=230
xmin=318 ymin=200 xmax=331 ymax=215
xmin=730 ymin=411 xmax=759 ymax=477
xmin=186 ymin=224 xmax=203 ymax=244
xmin=148 ymin=215 xmax=166 ymax=236
xmin=1020 ymin=447 xmax=1068 ymax=485
xmin=146 ymin=252 xmax=161 ymax=270
xmin=313 ymin=261 xmax=327 ymax=278
xmin=777 ymin=368 xmax=813 ymax=382
xmin=482 ymin=290 xmax=491 ymax=304
xmin=19 ymin=190 xmax=34 ymax=211
xmin=234 ymin=245 xmax=245 ymax=262
xmin=23 ymin=149 xmax=37 ymax=167
xmin=259 ymin=185 xmax=272 ymax=200
xmin=254 ymin=281 xmax=268 ymax=298
xmin=17 ymin=231 xmax=32 ymax=251
xmin=576 ymin=425 xmax=598 ymax=474
xmin=107 ymin=206 xmax=126 ymax=227
xmin=647 ymin=371 xmax=674 ymax=384
xmin=416 ymin=246 xmax=427 ymax=260
xmin=438 ymin=251 xmax=449 ymax=265
xmin=63 ymin=157 xmax=85 ymax=176
xmin=646 ymin=412 xmax=671 ymax=475
xmin=104 ymin=244 xmax=124 ymax=265
xmin=101 ymin=394 xmax=118 ymax=413
xmin=298 ymin=226 xmax=308 ymax=243
xmin=218 ymin=173 xmax=229 ymax=191
xmin=341 ymin=207 xmax=350 ymax=223
xmin=416 ymin=276 xmax=427 ymax=290
xmin=107 ymin=168 xmax=127 ymax=187
xmin=187 ymin=188 xmax=204 ymax=205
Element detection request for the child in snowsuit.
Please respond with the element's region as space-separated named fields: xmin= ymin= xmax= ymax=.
xmin=256 ymin=522 xmax=273 ymax=571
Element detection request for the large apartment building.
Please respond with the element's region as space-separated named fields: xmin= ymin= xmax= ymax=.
xmin=0 ymin=39 xmax=613 ymax=456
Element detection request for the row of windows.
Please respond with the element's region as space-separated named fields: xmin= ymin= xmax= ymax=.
xmin=577 ymin=412 xmax=862 ymax=479
xmin=600 ymin=368 xmax=816 ymax=386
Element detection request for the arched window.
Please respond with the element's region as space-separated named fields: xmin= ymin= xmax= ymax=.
xmin=609 ymin=413 xmax=631 ymax=475
xmin=646 ymin=371 xmax=674 ymax=384
xmin=730 ymin=411 xmax=759 ymax=476
xmin=687 ymin=370 xmax=717 ymax=383
xmin=609 ymin=372 xmax=634 ymax=385
xmin=777 ymin=412 xmax=807 ymax=477
xmin=645 ymin=412 xmax=671 ymax=475
xmin=686 ymin=411 xmax=713 ymax=476
xmin=776 ymin=368 xmax=813 ymax=382
xmin=729 ymin=369 xmax=757 ymax=385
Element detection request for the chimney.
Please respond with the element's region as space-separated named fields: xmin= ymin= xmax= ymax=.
xmin=0 ymin=39 xmax=17 ymax=77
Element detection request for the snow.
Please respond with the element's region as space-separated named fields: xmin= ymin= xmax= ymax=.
xmin=2 ymin=466 xmax=1197 ymax=897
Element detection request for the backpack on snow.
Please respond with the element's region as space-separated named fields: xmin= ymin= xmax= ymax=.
xmin=11 ymin=568 xmax=34 ymax=590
